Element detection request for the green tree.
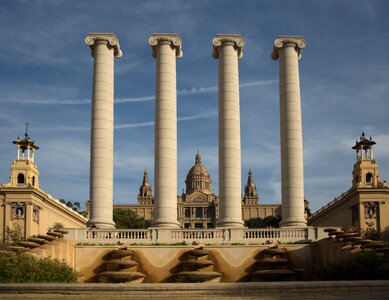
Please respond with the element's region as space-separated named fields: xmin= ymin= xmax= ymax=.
xmin=244 ymin=217 xmax=263 ymax=228
xmin=113 ymin=209 xmax=151 ymax=229
xmin=244 ymin=216 xmax=281 ymax=228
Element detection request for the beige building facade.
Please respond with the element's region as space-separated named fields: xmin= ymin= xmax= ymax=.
xmin=0 ymin=131 xmax=87 ymax=241
xmin=308 ymin=133 xmax=389 ymax=240
xmin=113 ymin=151 xmax=281 ymax=228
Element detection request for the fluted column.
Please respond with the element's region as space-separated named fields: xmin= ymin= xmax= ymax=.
xmin=85 ymin=33 xmax=122 ymax=229
xmin=213 ymin=34 xmax=245 ymax=227
xmin=149 ymin=33 xmax=182 ymax=228
xmin=272 ymin=35 xmax=307 ymax=227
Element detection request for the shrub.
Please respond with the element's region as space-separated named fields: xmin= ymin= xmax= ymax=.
xmin=0 ymin=252 xmax=78 ymax=283
xmin=318 ymin=251 xmax=389 ymax=280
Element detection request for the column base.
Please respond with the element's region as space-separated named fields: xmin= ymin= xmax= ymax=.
xmin=87 ymin=219 xmax=116 ymax=229
xmin=280 ymin=220 xmax=307 ymax=228
xmin=217 ymin=219 xmax=245 ymax=228
xmin=151 ymin=219 xmax=182 ymax=229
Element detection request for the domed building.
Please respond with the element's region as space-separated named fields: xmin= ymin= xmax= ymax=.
xmin=115 ymin=150 xmax=282 ymax=229
xmin=178 ymin=151 xmax=219 ymax=228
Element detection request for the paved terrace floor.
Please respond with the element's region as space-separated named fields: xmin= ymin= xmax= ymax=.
xmin=1 ymin=281 xmax=389 ymax=300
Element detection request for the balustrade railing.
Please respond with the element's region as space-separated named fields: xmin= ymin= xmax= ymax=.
xmin=67 ymin=226 xmax=315 ymax=244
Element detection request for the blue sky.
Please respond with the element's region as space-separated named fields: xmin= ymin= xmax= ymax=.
xmin=0 ymin=0 xmax=388 ymax=213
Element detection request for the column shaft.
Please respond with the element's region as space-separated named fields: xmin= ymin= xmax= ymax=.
xmin=272 ymin=36 xmax=307 ymax=227
xmin=86 ymin=33 xmax=122 ymax=229
xmin=213 ymin=35 xmax=245 ymax=227
xmin=149 ymin=34 xmax=182 ymax=228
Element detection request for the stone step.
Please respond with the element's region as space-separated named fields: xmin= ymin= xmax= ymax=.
xmin=187 ymin=249 xmax=210 ymax=257
xmin=5 ymin=245 xmax=29 ymax=252
xmin=106 ymin=259 xmax=139 ymax=268
xmin=260 ymin=257 xmax=290 ymax=264
xmin=176 ymin=271 xmax=222 ymax=283
xmin=261 ymin=248 xmax=287 ymax=256
xmin=28 ymin=237 xmax=49 ymax=245
xmin=183 ymin=259 xmax=214 ymax=267
xmin=37 ymin=234 xmax=56 ymax=242
xmin=47 ymin=232 xmax=64 ymax=238
xmin=110 ymin=249 xmax=134 ymax=258
xmin=18 ymin=241 xmax=40 ymax=249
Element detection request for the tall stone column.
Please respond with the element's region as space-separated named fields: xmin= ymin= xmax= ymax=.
xmin=271 ymin=35 xmax=307 ymax=227
xmin=212 ymin=34 xmax=245 ymax=227
xmin=85 ymin=33 xmax=122 ymax=229
xmin=149 ymin=33 xmax=182 ymax=228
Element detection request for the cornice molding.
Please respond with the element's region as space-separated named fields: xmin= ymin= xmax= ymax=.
xmin=149 ymin=33 xmax=183 ymax=59
xmin=85 ymin=33 xmax=122 ymax=58
xmin=212 ymin=34 xmax=245 ymax=59
xmin=271 ymin=35 xmax=306 ymax=60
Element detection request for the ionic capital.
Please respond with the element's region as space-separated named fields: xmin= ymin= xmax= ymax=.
xmin=85 ymin=33 xmax=122 ymax=58
xmin=149 ymin=33 xmax=183 ymax=59
xmin=271 ymin=35 xmax=306 ymax=60
xmin=212 ymin=34 xmax=245 ymax=59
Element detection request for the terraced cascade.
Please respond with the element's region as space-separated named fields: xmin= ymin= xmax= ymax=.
xmin=323 ymin=227 xmax=387 ymax=256
xmin=98 ymin=247 xmax=146 ymax=283
xmin=4 ymin=229 xmax=68 ymax=253
xmin=250 ymin=247 xmax=297 ymax=282
xmin=176 ymin=247 xmax=222 ymax=283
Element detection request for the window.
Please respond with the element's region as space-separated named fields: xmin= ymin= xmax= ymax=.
xmin=32 ymin=176 xmax=35 ymax=186
xmin=366 ymin=173 xmax=373 ymax=185
xmin=195 ymin=223 xmax=203 ymax=229
xmin=185 ymin=208 xmax=190 ymax=218
xmin=17 ymin=173 xmax=25 ymax=184
xmin=351 ymin=204 xmax=359 ymax=225
xmin=207 ymin=207 xmax=214 ymax=218
xmin=195 ymin=207 xmax=203 ymax=218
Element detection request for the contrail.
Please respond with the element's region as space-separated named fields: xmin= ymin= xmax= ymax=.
xmin=0 ymin=80 xmax=277 ymax=105
xmin=0 ymin=111 xmax=218 ymax=132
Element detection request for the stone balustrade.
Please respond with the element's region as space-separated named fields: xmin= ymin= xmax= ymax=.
xmin=65 ymin=227 xmax=324 ymax=244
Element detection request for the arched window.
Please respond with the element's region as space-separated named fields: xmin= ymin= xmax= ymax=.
xmin=17 ymin=173 xmax=25 ymax=184
xmin=32 ymin=176 xmax=35 ymax=186
xmin=366 ymin=173 xmax=373 ymax=185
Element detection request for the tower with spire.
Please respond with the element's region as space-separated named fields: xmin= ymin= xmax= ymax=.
xmin=243 ymin=168 xmax=259 ymax=205
xmin=137 ymin=169 xmax=153 ymax=205
xmin=9 ymin=124 xmax=40 ymax=188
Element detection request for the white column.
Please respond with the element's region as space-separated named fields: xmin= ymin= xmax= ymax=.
xmin=213 ymin=34 xmax=245 ymax=228
xmin=149 ymin=33 xmax=182 ymax=228
xmin=272 ymin=35 xmax=307 ymax=227
xmin=85 ymin=33 xmax=122 ymax=229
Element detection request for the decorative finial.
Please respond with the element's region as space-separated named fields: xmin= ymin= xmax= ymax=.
xmin=249 ymin=167 xmax=252 ymax=176
xmin=195 ymin=150 xmax=201 ymax=165
xmin=144 ymin=168 xmax=148 ymax=176
xmin=361 ymin=131 xmax=365 ymax=139
xmin=25 ymin=123 xmax=29 ymax=139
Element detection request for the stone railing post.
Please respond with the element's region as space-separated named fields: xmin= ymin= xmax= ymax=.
xmin=272 ymin=35 xmax=307 ymax=227
xmin=149 ymin=33 xmax=183 ymax=228
xmin=212 ymin=34 xmax=245 ymax=228
xmin=85 ymin=33 xmax=122 ymax=229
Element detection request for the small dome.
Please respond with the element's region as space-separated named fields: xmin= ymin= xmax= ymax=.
xmin=185 ymin=150 xmax=212 ymax=194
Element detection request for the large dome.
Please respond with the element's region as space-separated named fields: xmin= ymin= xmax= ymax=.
xmin=185 ymin=151 xmax=212 ymax=194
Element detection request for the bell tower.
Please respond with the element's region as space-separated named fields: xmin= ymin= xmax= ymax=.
xmin=243 ymin=168 xmax=259 ymax=205
xmin=10 ymin=124 xmax=40 ymax=188
xmin=352 ymin=132 xmax=380 ymax=188
xmin=137 ymin=169 xmax=153 ymax=205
